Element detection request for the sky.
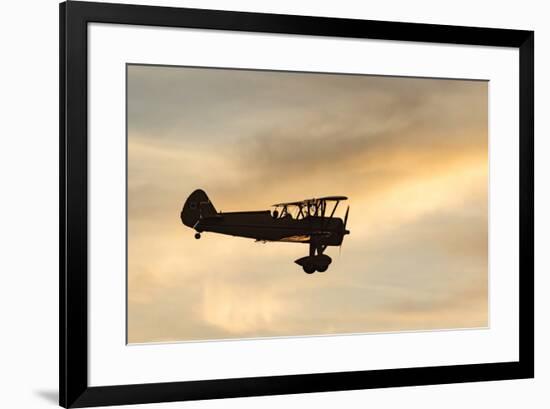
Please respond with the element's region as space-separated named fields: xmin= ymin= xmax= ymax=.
xmin=127 ymin=64 xmax=488 ymax=343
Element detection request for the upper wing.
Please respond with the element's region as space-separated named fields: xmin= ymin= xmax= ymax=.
xmin=272 ymin=196 xmax=347 ymax=207
xmin=272 ymin=200 xmax=308 ymax=207
xmin=316 ymin=195 xmax=348 ymax=202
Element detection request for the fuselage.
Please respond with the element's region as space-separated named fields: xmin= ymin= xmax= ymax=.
xmin=194 ymin=211 xmax=345 ymax=246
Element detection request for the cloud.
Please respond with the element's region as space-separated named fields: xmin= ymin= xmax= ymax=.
xmin=126 ymin=64 xmax=488 ymax=342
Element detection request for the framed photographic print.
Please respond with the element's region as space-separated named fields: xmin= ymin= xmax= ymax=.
xmin=60 ymin=1 xmax=534 ymax=407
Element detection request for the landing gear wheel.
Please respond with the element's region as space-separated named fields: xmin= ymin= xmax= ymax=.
xmin=194 ymin=233 xmax=201 ymax=239
xmin=303 ymin=264 xmax=316 ymax=274
xmin=317 ymin=265 xmax=328 ymax=272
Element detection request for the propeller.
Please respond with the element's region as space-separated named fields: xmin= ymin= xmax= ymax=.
xmin=339 ymin=205 xmax=350 ymax=256
xmin=343 ymin=205 xmax=350 ymax=234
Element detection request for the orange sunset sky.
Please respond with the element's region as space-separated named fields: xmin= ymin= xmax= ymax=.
xmin=127 ymin=64 xmax=488 ymax=343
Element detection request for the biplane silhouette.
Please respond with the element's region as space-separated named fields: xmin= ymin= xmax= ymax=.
xmin=180 ymin=189 xmax=350 ymax=274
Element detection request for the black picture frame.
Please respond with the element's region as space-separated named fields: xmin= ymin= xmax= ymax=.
xmin=60 ymin=1 xmax=534 ymax=407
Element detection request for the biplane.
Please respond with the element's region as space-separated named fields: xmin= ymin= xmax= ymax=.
xmin=180 ymin=189 xmax=350 ymax=274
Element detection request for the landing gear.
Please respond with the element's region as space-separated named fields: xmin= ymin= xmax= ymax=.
xmin=194 ymin=232 xmax=201 ymax=239
xmin=295 ymin=241 xmax=332 ymax=274
xmin=297 ymin=256 xmax=331 ymax=274
xmin=302 ymin=264 xmax=316 ymax=274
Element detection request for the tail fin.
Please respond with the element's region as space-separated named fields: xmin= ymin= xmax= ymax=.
xmin=180 ymin=189 xmax=217 ymax=228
